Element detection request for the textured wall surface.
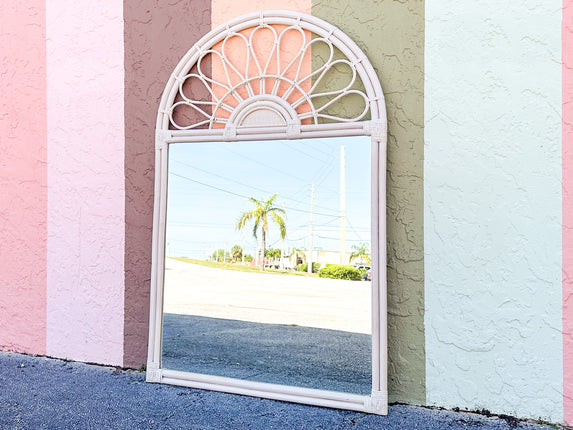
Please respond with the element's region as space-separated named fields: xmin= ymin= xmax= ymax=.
xmin=425 ymin=0 xmax=562 ymax=421
xmin=0 ymin=1 xmax=47 ymax=355
xmin=312 ymin=0 xmax=426 ymax=404
xmin=564 ymin=0 xmax=573 ymax=423
xmin=212 ymin=0 xmax=310 ymax=27
xmin=210 ymin=1 xmax=311 ymax=126
xmin=46 ymin=0 xmax=126 ymax=366
xmin=123 ymin=0 xmax=211 ymax=367
xmin=3 ymin=1 xmax=571 ymax=423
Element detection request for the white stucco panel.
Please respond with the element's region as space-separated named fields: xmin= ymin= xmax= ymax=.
xmin=46 ymin=0 xmax=125 ymax=366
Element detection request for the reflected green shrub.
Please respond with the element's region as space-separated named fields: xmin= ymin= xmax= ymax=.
xmin=318 ymin=264 xmax=363 ymax=281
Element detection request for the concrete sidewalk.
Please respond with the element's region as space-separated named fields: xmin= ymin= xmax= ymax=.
xmin=0 ymin=351 xmax=563 ymax=430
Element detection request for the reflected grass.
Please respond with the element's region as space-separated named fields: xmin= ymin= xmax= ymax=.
xmin=171 ymin=257 xmax=318 ymax=277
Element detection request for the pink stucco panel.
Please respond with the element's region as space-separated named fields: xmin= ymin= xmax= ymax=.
xmin=210 ymin=1 xmax=312 ymax=127
xmin=0 ymin=1 xmax=47 ymax=355
xmin=212 ymin=0 xmax=311 ymax=27
xmin=46 ymin=0 xmax=125 ymax=365
xmin=564 ymin=0 xmax=573 ymax=423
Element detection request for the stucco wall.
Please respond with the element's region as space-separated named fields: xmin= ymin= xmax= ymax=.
xmin=312 ymin=0 xmax=426 ymax=404
xmin=123 ymin=0 xmax=212 ymax=367
xmin=2 ymin=1 xmax=572 ymax=424
xmin=212 ymin=0 xmax=310 ymax=26
xmin=46 ymin=0 xmax=126 ymax=366
xmin=0 ymin=1 xmax=47 ymax=355
xmin=425 ymin=0 xmax=563 ymax=421
xmin=563 ymin=0 xmax=573 ymax=423
xmin=210 ymin=1 xmax=312 ymax=126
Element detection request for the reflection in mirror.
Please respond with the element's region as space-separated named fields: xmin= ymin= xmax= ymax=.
xmin=162 ymin=136 xmax=371 ymax=395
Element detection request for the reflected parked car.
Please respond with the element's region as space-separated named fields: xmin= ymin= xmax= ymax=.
xmin=362 ymin=268 xmax=372 ymax=281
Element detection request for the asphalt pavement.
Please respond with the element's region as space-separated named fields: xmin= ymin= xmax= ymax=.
xmin=0 ymin=350 xmax=564 ymax=430
xmin=162 ymin=313 xmax=371 ymax=394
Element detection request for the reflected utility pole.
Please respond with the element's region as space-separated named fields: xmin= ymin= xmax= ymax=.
xmin=280 ymin=204 xmax=286 ymax=270
xmin=340 ymin=145 xmax=346 ymax=264
xmin=307 ymin=184 xmax=314 ymax=274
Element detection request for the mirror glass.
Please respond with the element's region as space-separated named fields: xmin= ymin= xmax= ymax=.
xmin=161 ymin=135 xmax=372 ymax=395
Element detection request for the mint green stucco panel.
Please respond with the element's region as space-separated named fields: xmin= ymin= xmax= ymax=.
xmin=425 ymin=0 xmax=562 ymax=421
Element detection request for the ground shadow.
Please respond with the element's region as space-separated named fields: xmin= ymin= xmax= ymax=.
xmin=162 ymin=313 xmax=371 ymax=395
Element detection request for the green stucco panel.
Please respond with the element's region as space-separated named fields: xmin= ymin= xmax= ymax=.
xmin=311 ymin=0 xmax=425 ymax=404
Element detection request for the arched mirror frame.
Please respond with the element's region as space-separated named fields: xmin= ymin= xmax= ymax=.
xmin=146 ymin=10 xmax=388 ymax=414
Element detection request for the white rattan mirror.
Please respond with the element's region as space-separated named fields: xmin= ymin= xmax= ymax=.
xmin=147 ymin=10 xmax=388 ymax=414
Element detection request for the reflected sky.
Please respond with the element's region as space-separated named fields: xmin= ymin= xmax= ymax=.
xmin=166 ymin=136 xmax=371 ymax=259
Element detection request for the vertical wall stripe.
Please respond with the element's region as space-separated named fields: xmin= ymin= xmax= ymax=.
xmin=211 ymin=0 xmax=311 ymax=27
xmin=425 ymin=1 xmax=562 ymax=421
xmin=123 ymin=0 xmax=212 ymax=367
xmin=46 ymin=1 xmax=125 ymax=365
xmin=0 ymin=1 xmax=47 ymax=355
xmin=563 ymin=0 xmax=573 ymax=423
xmin=210 ymin=1 xmax=312 ymax=127
xmin=312 ymin=0 xmax=426 ymax=404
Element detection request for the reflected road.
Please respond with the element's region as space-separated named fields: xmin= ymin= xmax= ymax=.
xmin=164 ymin=258 xmax=371 ymax=334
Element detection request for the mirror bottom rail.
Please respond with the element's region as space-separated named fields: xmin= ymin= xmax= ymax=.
xmin=149 ymin=368 xmax=387 ymax=415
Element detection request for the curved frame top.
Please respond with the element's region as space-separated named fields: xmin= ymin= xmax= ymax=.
xmin=156 ymin=10 xmax=387 ymax=135
xmin=148 ymin=10 xmax=388 ymax=415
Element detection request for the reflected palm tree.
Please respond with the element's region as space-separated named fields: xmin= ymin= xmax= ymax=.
xmin=349 ymin=242 xmax=371 ymax=265
xmin=236 ymin=194 xmax=286 ymax=271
